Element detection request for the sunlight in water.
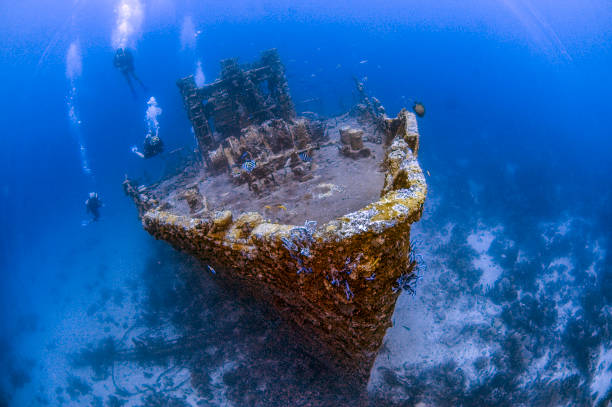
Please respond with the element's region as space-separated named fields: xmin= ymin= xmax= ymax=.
xmin=500 ymin=0 xmax=572 ymax=61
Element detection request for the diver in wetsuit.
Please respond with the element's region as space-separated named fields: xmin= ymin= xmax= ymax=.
xmin=131 ymin=132 xmax=164 ymax=159
xmin=113 ymin=48 xmax=146 ymax=95
xmin=85 ymin=192 xmax=102 ymax=222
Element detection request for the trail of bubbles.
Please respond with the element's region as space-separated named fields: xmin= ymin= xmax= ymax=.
xmin=66 ymin=41 xmax=82 ymax=78
xmin=195 ymin=60 xmax=205 ymax=87
xmin=180 ymin=15 xmax=205 ymax=87
xmin=112 ymin=0 xmax=143 ymax=49
xmin=66 ymin=40 xmax=93 ymax=178
xmin=145 ymin=97 xmax=162 ymax=137
xmin=180 ymin=15 xmax=197 ymax=51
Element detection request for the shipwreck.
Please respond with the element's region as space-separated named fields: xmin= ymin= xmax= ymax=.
xmin=124 ymin=49 xmax=427 ymax=386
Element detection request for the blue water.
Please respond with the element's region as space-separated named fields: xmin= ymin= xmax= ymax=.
xmin=2 ymin=1 xmax=611 ymax=405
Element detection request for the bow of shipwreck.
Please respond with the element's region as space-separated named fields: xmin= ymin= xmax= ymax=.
xmin=124 ymin=49 xmax=427 ymax=386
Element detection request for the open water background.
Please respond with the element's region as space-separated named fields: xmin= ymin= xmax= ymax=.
xmin=1 ymin=1 xmax=611 ymax=405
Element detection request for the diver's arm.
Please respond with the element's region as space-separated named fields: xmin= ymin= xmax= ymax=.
xmin=131 ymin=146 xmax=145 ymax=159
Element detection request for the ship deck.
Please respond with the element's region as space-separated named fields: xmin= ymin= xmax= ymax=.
xmin=150 ymin=115 xmax=387 ymax=226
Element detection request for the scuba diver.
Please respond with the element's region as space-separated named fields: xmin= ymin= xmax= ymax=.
xmin=132 ymin=97 xmax=164 ymax=159
xmin=113 ymin=48 xmax=146 ymax=95
xmin=131 ymin=132 xmax=164 ymax=159
xmin=85 ymin=192 xmax=102 ymax=222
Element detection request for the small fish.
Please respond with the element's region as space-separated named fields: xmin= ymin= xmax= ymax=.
xmin=241 ymin=160 xmax=256 ymax=172
xmin=365 ymin=273 xmax=376 ymax=281
xmin=427 ymin=170 xmax=431 ymax=177
xmin=207 ymin=265 xmax=216 ymax=275
xmin=298 ymin=152 xmax=312 ymax=162
xmin=359 ymin=60 xmax=368 ymax=64
xmin=240 ymin=152 xmax=249 ymax=160
xmin=277 ymin=204 xmax=287 ymax=211
xmin=413 ymin=101 xmax=425 ymax=118
xmin=264 ymin=205 xmax=272 ymax=210
xmin=402 ymin=325 xmax=411 ymax=331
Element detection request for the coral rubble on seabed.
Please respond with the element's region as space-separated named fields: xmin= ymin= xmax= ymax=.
xmin=369 ymin=213 xmax=611 ymax=406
